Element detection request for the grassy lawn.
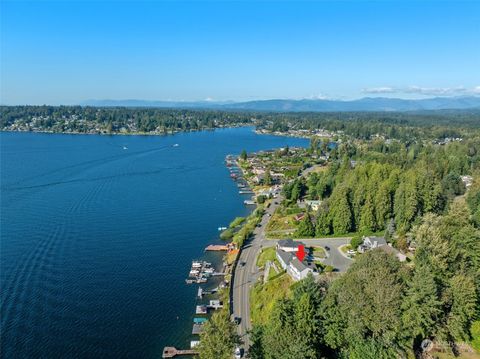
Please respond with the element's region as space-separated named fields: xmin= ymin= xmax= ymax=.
xmin=250 ymin=273 xmax=292 ymax=325
xmin=311 ymin=246 xmax=326 ymax=258
xmin=340 ymin=244 xmax=352 ymax=254
xmin=256 ymin=247 xmax=277 ymax=268
xmin=266 ymin=211 xmax=298 ymax=232
xmin=433 ymin=351 xmax=480 ymax=359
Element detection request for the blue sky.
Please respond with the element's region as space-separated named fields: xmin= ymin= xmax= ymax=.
xmin=1 ymin=1 xmax=479 ymax=105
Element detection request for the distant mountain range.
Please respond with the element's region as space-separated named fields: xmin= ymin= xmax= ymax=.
xmin=82 ymin=96 xmax=480 ymax=112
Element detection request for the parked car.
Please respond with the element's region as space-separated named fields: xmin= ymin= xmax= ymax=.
xmin=234 ymin=347 xmax=243 ymax=359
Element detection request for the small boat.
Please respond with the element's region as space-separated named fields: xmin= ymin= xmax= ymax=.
xmin=218 ymin=226 xmax=227 ymax=231
xmin=173 ymin=144 xmax=179 ymax=147
xmin=123 ymin=146 xmax=128 ymax=150
xmin=189 ymin=270 xmax=200 ymax=277
xmin=192 ymin=261 xmax=202 ymax=268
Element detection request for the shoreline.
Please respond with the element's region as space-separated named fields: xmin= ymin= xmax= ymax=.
xmin=0 ymin=124 xmax=251 ymax=137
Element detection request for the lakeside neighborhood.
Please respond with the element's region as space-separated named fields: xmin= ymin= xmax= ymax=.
xmin=157 ymin=121 xmax=480 ymax=359
xmin=214 ymin=126 xmax=480 ymax=359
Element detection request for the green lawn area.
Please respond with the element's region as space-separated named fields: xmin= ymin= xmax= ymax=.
xmin=256 ymin=247 xmax=276 ymax=268
xmin=250 ymin=273 xmax=292 ymax=325
xmin=340 ymin=244 xmax=352 ymax=254
xmin=265 ymin=211 xmax=298 ymax=232
xmin=433 ymin=350 xmax=480 ymax=359
xmin=311 ymin=246 xmax=326 ymax=258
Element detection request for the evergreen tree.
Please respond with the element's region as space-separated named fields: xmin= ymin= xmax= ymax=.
xmin=296 ymin=215 xmax=315 ymax=237
xmin=445 ymin=274 xmax=478 ymax=341
xmin=197 ymin=311 xmax=240 ymax=359
xmin=329 ymin=185 xmax=353 ymax=234
xmin=359 ymin=194 xmax=377 ymax=232
xmin=240 ymin=149 xmax=248 ymax=161
xmin=402 ymin=265 xmax=442 ymax=342
xmin=316 ymin=203 xmax=332 ymax=236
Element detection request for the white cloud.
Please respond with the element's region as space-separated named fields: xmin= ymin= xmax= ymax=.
xmin=307 ymin=93 xmax=330 ymax=100
xmin=362 ymin=85 xmax=480 ymax=96
xmin=361 ymin=87 xmax=396 ymax=94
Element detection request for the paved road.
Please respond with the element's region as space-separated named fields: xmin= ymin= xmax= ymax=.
xmin=232 ymin=202 xmax=352 ymax=351
xmin=232 ymin=164 xmax=351 ymax=352
xmin=232 ymin=196 xmax=281 ymax=349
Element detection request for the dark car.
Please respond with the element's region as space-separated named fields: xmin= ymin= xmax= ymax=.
xmin=240 ymin=261 xmax=246 ymax=267
xmin=233 ymin=317 xmax=241 ymax=324
xmin=325 ymin=246 xmax=330 ymax=251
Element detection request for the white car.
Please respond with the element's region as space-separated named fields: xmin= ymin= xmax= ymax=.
xmin=347 ymin=249 xmax=356 ymax=256
xmin=234 ymin=347 xmax=243 ymax=359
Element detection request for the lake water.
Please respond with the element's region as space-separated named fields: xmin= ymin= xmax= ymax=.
xmin=0 ymin=127 xmax=308 ymax=358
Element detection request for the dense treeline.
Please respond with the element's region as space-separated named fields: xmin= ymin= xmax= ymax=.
xmin=283 ymin=138 xmax=480 ymax=239
xmin=257 ymin=110 xmax=480 ymax=141
xmin=247 ymin=201 xmax=480 ymax=358
xmin=2 ymin=106 xmax=480 ymax=141
xmin=0 ymin=106 xmax=252 ymax=133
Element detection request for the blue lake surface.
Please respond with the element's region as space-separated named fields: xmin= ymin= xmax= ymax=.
xmin=0 ymin=127 xmax=308 ymax=358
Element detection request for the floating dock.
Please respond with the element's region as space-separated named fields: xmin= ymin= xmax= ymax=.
xmin=205 ymin=244 xmax=229 ymax=251
xmin=186 ymin=261 xmax=213 ymax=284
xmin=197 ymin=287 xmax=218 ymax=298
xmin=196 ymin=305 xmax=207 ymax=314
xmin=162 ymin=347 xmax=198 ymax=358
xmin=192 ymin=323 xmax=204 ymax=335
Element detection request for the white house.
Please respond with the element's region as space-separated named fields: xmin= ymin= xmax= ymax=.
xmin=358 ymin=235 xmax=406 ymax=262
xmin=357 ymin=236 xmax=387 ymax=252
xmin=276 ymin=247 xmax=317 ymax=281
xmin=288 ymin=257 xmax=313 ymax=281
xmin=305 ymin=200 xmax=322 ymax=211
xmin=276 ymin=239 xmax=305 ymax=253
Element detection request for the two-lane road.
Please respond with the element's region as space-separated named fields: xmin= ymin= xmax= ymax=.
xmin=232 ymin=196 xmax=280 ymax=349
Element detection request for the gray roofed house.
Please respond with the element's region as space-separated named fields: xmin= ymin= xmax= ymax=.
xmin=277 ymin=239 xmax=305 ymax=253
xmin=276 ymin=249 xmax=294 ymax=270
xmin=288 ymin=257 xmax=312 ymax=281
xmin=276 ymin=247 xmax=317 ymax=281
xmin=358 ymin=236 xmax=387 ymax=253
xmin=357 ymin=236 xmax=407 ymax=262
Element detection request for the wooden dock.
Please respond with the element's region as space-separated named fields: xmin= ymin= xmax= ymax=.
xmin=162 ymin=347 xmax=198 ymax=358
xmin=205 ymin=244 xmax=229 ymax=251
